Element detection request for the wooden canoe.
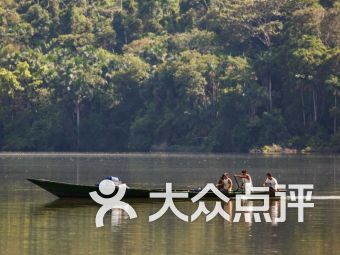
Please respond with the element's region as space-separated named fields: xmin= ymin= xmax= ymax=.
xmin=28 ymin=178 xmax=281 ymax=200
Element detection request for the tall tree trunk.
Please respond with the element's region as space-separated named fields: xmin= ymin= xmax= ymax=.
xmin=300 ymin=89 xmax=306 ymax=127
xmin=268 ymin=73 xmax=272 ymax=111
xmin=210 ymin=72 xmax=218 ymax=118
xmin=312 ymin=86 xmax=317 ymax=122
xmin=202 ymin=0 xmax=209 ymax=9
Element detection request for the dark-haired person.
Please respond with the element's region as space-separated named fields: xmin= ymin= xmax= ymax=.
xmin=263 ymin=172 xmax=279 ymax=192
xmin=234 ymin=169 xmax=252 ymax=190
xmin=216 ymin=173 xmax=233 ymax=192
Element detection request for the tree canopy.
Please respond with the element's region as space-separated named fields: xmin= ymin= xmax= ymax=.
xmin=0 ymin=0 xmax=339 ymax=152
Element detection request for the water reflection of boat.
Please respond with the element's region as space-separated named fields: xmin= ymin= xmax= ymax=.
xmin=28 ymin=178 xmax=283 ymax=200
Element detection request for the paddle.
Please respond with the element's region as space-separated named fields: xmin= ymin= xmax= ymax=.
xmin=233 ymin=175 xmax=241 ymax=191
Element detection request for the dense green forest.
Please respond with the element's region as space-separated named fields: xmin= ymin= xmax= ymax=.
xmin=0 ymin=0 xmax=339 ymax=152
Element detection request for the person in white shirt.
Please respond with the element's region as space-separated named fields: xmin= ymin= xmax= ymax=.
xmin=216 ymin=173 xmax=233 ymax=192
xmin=263 ymin=172 xmax=279 ymax=191
xmin=234 ymin=169 xmax=253 ymax=190
xmin=222 ymin=173 xmax=233 ymax=192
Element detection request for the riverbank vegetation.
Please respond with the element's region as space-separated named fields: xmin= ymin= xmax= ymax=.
xmin=0 ymin=0 xmax=339 ymax=152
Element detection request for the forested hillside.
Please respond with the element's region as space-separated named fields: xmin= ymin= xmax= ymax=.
xmin=0 ymin=0 xmax=339 ymax=152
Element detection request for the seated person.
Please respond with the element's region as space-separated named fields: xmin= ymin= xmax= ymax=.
xmin=263 ymin=172 xmax=279 ymax=191
xmin=216 ymin=173 xmax=233 ymax=192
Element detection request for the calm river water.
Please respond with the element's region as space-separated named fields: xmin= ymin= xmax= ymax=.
xmin=0 ymin=153 xmax=340 ymax=255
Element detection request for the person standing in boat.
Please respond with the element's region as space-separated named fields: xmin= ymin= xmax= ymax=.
xmin=234 ymin=169 xmax=252 ymax=190
xmin=216 ymin=173 xmax=233 ymax=192
xmin=263 ymin=172 xmax=279 ymax=192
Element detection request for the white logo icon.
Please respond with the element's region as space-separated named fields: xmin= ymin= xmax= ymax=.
xmin=90 ymin=179 xmax=137 ymax=227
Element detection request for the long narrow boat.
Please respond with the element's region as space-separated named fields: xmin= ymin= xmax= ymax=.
xmin=28 ymin=178 xmax=280 ymax=200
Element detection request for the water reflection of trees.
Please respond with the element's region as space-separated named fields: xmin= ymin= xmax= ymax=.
xmin=1 ymin=198 xmax=340 ymax=254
